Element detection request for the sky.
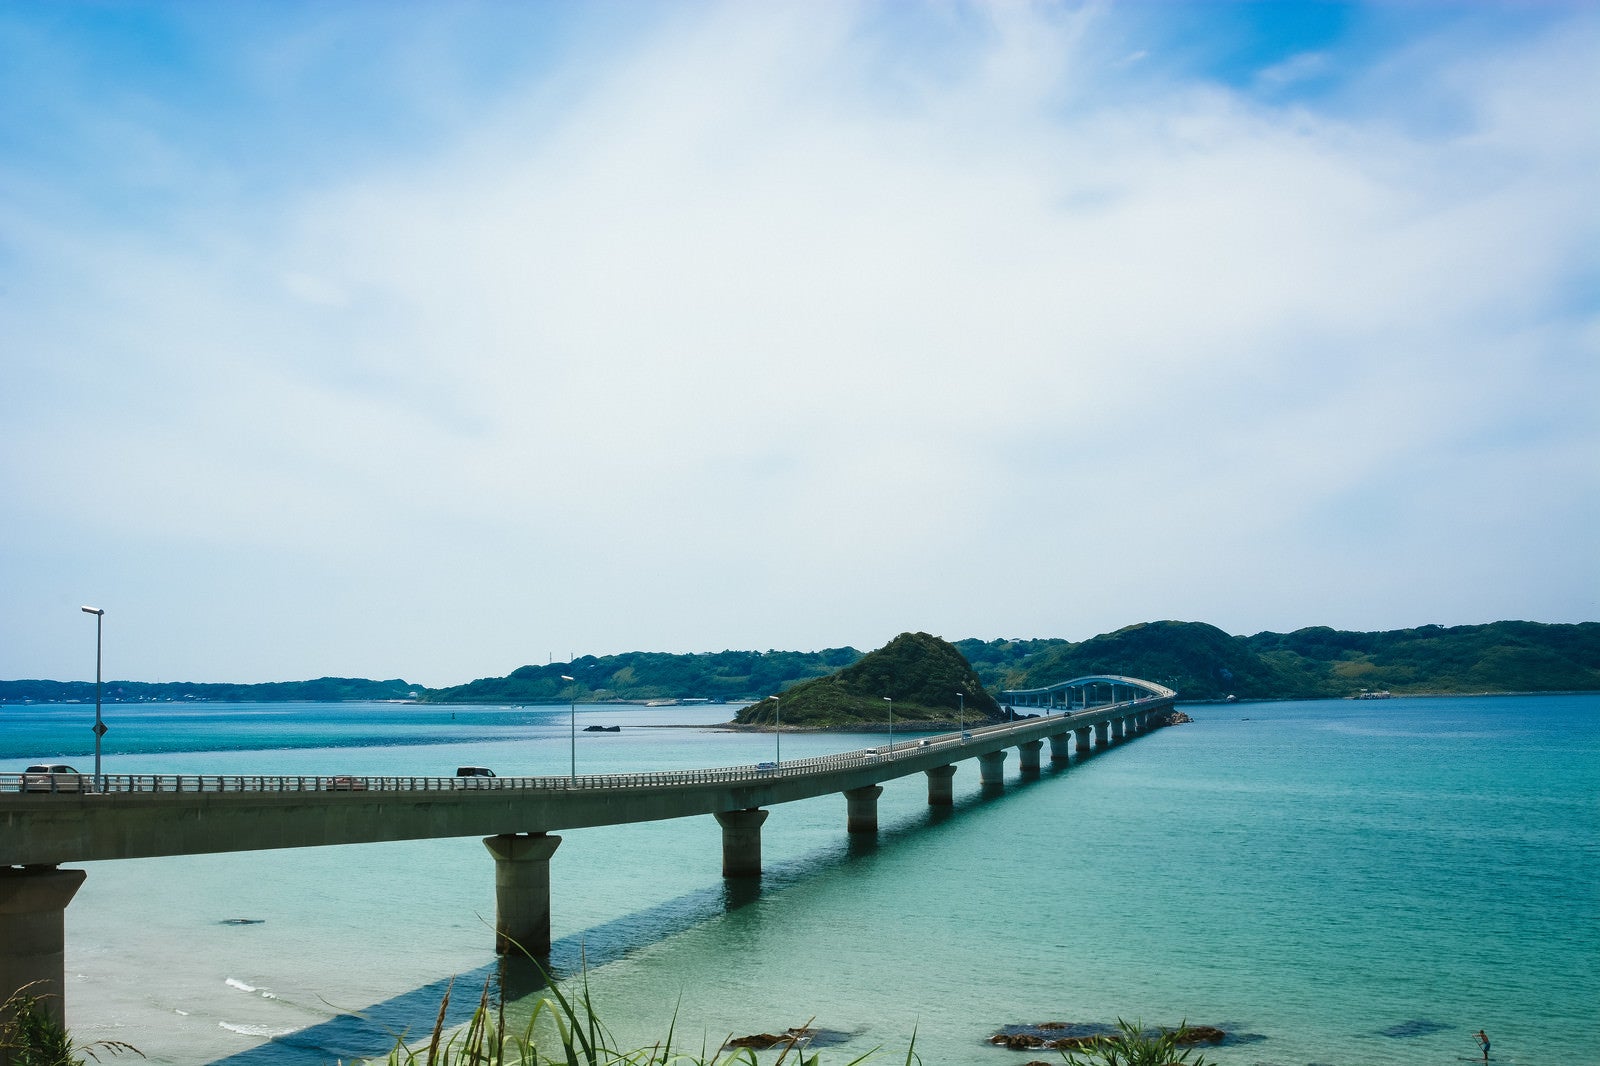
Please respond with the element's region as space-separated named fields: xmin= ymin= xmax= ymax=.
xmin=2 ymin=0 xmax=1596 ymax=688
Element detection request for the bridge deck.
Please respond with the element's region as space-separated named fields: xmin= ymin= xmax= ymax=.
xmin=1 ymin=695 xmax=1173 ymax=867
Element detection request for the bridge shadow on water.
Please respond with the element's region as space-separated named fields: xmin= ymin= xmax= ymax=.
xmin=207 ymin=762 xmax=1080 ymax=1064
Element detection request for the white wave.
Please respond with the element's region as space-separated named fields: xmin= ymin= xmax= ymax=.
xmin=224 ymin=978 xmax=258 ymax=993
xmin=218 ymin=1022 xmax=299 ymax=1038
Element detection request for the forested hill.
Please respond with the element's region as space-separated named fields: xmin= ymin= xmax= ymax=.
xmin=423 ymin=648 xmax=862 ymax=705
xmin=2 ymin=621 xmax=1594 ymax=705
xmin=732 ymin=632 xmax=1000 ymax=729
xmin=999 ymin=620 xmax=1600 ymax=701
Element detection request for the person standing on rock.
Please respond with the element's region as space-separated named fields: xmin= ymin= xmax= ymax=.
xmin=1474 ymin=1029 xmax=1490 ymax=1061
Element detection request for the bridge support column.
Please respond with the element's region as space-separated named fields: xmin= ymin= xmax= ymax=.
xmin=483 ymin=833 xmax=562 ymax=957
xmin=1075 ymin=726 xmax=1092 ymax=757
xmin=844 ymin=785 xmax=883 ymax=833
xmin=0 ymin=866 xmax=85 ymax=1035
xmin=978 ymin=750 xmax=1007 ymax=790
xmin=1095 ymin=721 xmax=1110 ymax=748
xmin=714 ymin=808 xmax=769 ymax=877
xmin=1048 ymin=733 xmax=1073 ymax=764
xmin=1114 ymin=717 xmax=1128 ymax=742
xmin=925 ymin=765 xmax=957 ymax=806
xmin=1018 ymin=740 xmax=1043 ymax=775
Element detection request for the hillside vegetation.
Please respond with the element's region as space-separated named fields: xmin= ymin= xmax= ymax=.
xmin=2 ymin=621 xmax=1594 ymax=705
xmin=733 ymin=632 xmax=1000 ymax=729
xmin=1003 ymin=620 xmax=1600 ymax=701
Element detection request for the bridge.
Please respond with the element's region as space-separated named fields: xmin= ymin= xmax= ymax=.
xmin=0 ymin=677 xmax=1177 ymax=1031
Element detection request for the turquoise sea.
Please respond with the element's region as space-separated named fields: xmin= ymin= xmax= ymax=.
xmin=4 ymin=694 xmax=1596 ymax=1066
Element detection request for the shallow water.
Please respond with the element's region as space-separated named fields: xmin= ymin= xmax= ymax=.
xmin=4 ymin=694 xmax=1595 ymax=1065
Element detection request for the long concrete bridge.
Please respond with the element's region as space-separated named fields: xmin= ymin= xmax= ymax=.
xmin=0 ymin=677 xmax=1176 ymax=1030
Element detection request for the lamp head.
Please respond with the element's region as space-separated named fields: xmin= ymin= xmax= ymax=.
xmin=81 ymin=606 xmax=104 ymax=616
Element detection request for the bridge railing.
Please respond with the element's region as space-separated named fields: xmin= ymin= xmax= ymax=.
xmin=1 ymin=695 xmax=1169 ymax=798
xmin=0 ymin=751 xmax=891 ymax=797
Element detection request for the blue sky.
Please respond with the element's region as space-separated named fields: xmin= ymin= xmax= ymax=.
xmin=3 ymin=0 xmax=1596 ymax=687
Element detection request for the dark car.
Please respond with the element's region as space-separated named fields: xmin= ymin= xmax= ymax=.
xmin=455 ymin=766 xmax=496 ymax=777
xmin=22 ymin=764 xmax=86 ymax=793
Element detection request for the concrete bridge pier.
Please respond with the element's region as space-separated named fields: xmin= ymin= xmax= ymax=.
xmin=1018 ymin=740 xmax=1043 ymax=775
xmin=483 ymin=833 xmax=562 ymax=957
xmin=845 ymin=785 xmax=884 ymax=834
xmin=714 ymin=808 xmax=769 ymax=877
xmin=978 ymin=750 xmax=1007 ymax=791
xmin=924 ymin=765 xmax=957 ymax=806
xmin=0 ymin=865 xmax=85 ymax=1035
xmin=1048 ymin=733 xmax=1073 ymax=764
xmin=1075 ymin=726 xmax=1092 ymax=756
xmin=1095 ymin=721 xmax=1111 ymax=748
xmin=1114 ymin=717 xmax=1128 ymax=742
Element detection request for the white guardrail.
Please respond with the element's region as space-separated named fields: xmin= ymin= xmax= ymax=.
xmin=2 ymin=698 xmax=1166 ymax=797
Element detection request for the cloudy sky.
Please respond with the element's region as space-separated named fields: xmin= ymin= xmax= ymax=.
xmin=3 ymin=1 xmax=1595 ymax=688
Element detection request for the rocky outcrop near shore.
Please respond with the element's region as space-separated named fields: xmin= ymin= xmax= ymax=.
xmin=988 ymin=1021 xmax=1228 ymax=1051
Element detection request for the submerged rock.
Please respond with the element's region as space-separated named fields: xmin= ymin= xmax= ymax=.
xmin=725 ymin=1033 xmax=792 ymax=1050
xmin=724 ymin=1026 xmax=850 ymax=1051
xmin=1377 ymin=1019 xmax=1451 ymax=1039
xmin=990 ymin=1021 xmax=1229 ymax=1051
xmin=1169 ymin=1025 xmax=1226 ymax=1045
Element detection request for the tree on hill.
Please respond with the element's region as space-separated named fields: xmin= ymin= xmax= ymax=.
xmin=1019 ymin=621 xmax=1294 ymax=701
xmin=1245 ymin=621 xmax=1600 ymax=696
xmin=736 ymin=631 xmax=1000 ymax=729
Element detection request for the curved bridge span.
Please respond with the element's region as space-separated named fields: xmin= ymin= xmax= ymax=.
xmin=1 ymin=677 xmax=1177 ymax=1027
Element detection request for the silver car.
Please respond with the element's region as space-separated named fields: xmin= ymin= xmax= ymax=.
xmin=22 ymin=764 xmax=86 ymax=793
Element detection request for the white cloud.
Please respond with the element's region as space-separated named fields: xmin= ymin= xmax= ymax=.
xmin=2 ymin=1 xmax=1595 ymax=685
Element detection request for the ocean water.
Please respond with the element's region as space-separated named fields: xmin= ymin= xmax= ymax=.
xmin=3 ymin=694 xmax=1595 ymax=1066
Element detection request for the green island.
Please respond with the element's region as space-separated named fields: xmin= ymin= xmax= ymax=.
xmin=2 ymin=620 xmax=1595 ymax=707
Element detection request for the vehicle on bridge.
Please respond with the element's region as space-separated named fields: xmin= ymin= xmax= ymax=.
xmin=455 ymin=766 xmax=496 ymax=778
xmin=21 ymin=764 xmax=87 ymax=793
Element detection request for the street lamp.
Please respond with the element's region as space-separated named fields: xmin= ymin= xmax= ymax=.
xmin=956 ymin=691 xmax=964 ymax=734
xmin=561 ymin=674 xmax=576 ymax=782
xmin=766 ymin=695 xmax=781 ymax=766
xmin=884 ymin=695 xmax=893 ymax=752
xmin=81 ymin=606 xmax=105 ymax=789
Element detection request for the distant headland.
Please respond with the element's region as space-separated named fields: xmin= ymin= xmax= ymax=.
xmin=2 ymin=620 xmax=1595 ymax=706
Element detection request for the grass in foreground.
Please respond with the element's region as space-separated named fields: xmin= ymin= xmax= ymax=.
xmin=367 ymin=960 xmax=910 ymax=1066
xmin=1057 ymin=1019 xmax=1214 ymax=1066
xmin=0 ymin=987 xmax=143 ymax=1065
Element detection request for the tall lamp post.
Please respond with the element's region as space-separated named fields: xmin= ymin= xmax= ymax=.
xmin=956 ymin=690 xmax=964 ymax=734
xmin=766 ymin=695 xmax=782 ymax=766
xmin=81 ymin=606 xmax=105 ymax=789
xmin=561 ymin=674 xmax=576 ymax=781
xmin=884 ymin=695 xmax=893 ymax=753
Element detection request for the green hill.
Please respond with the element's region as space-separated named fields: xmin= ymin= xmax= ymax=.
xmin=733 ymin=632 xmax=1000 ymax=729
xmin=1007 ymin=619 xmax=1600 ymax=701
xmin=424 ymin=648 xmax=861 ymax=705
xmin=1244 ymin=621 xmax=1600 ymax=697
xmin=3 ymin=621 xmax=1594 ymax=707
xmin=1014 ymin=621 xmax=1288 ymax=701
